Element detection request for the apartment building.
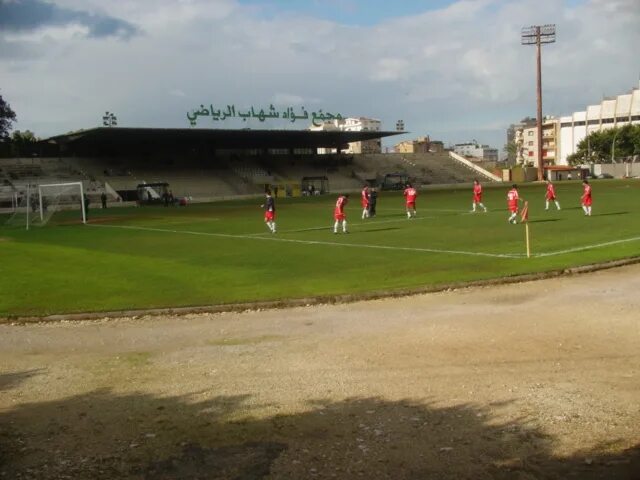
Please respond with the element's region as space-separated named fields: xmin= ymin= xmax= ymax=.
xmin=310 ymin=117 xmax=382 ymax=154
xmin=453 ymin=142 xmax=498 ymax=162
xmin=394 ymin=136 xmax=431 ymax=153
xmin=521 ymin=118 xmax=558 ymax=168
xmin=508 ymin=117 xmax=536 ymax=163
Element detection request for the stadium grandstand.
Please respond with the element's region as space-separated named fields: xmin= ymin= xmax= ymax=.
xmin=1 ymin=127 xmax=492 ymax=208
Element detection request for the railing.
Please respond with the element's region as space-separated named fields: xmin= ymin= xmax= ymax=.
xmin=447 ymin=152 xmax=502 ymax=182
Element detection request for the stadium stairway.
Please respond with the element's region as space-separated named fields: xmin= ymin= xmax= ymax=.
xmin=447 ymin=152 xmax=502 ymax=182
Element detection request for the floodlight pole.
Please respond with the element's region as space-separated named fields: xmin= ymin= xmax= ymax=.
xmin=535 ymin=28 xmax=543 ymax=181
xmin=522 ymin=24 xmax=556 ymax=181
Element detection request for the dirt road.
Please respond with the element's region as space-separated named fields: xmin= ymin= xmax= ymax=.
xmin=1 ymin=264 xmax=639 ymax=479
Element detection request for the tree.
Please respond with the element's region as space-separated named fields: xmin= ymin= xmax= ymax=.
xmin=567 ymin=125 xmax=640 ymax=165
xmin=10 ymin=129 xmax=40 ymax=156
xmin=0 ymin=94 xmax=17 ymax=141
xmin=503 ymin=142 xmax=517 ymax=163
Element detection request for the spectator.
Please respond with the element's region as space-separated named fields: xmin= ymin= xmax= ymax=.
xmin=368 ymin=188 xmax=378 ymax=217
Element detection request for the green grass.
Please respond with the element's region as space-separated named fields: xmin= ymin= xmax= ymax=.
xmin=1 ymin=179 xmax=639 ymax=317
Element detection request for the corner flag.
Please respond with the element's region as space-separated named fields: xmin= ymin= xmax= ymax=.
xmin=520 ymin=201 xmax=529 ymax=223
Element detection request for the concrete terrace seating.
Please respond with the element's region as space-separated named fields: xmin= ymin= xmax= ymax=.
xmin=82 ymin=160 xmax=263 ymax=200
xmin=1 ymin=152 xmax=497 ymax=205
xmin=352 ymin=153 xmax=485 ymax=185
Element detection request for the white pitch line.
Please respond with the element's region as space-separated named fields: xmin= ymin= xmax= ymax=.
xmin=373 ymin=207 xmax=465 ymax=213
xmin=533 ymin=235 xmax=640 ymax=257
xmin=89 ymin=223 xmax=523 ymax=259
xmin=246 ymin=215 xmax=437 ymax=236
xmin=161 ymin=218 xmax=221 ymax=225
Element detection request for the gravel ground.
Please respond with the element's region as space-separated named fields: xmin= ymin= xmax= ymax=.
xmin=1 ymin=264 xmax=639 ymax=479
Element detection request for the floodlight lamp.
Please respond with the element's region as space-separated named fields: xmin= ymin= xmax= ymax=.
xmin=540 ymin=24 xmax=556 ymax=35
xmin=521 ymin=26 xmax=537 ymax=45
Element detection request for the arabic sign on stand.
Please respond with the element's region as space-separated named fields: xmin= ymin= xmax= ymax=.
xmin=186 ymin=104 xmax=343 ymax=127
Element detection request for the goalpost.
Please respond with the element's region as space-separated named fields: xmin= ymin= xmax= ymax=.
xmin=37 ymin=182 xmax=86 ymax=226
xmin=4 ymin=182 xmax=86 ymax=229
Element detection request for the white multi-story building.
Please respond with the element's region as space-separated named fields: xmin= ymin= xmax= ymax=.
xmin=558 ymin=81 xmax=640 ymax=164
xmin=310 ymin=117 xmax=382 ymax=154
xmin=453 ymin=142 xmax=498 ymax=162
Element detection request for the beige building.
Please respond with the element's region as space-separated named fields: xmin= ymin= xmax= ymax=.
xmin=519 ymin=117 xmax=558 ymax=168
xmin=394 ymin=136 xmax=431 ymax=153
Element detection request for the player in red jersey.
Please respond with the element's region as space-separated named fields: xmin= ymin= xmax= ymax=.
xmin=361 ymin=185 xmax=370 ymax=219
xmin=261 ymin=190 xmax=276 ymax=233
xmin=545 ymin=180 xmax=561 ymax=210
xmin=471 ymin=179 xmax=487 ymax=213
xmin=581 ymin=179 xmax=592 ymax=216
xmin=333 ymin=193 xmax=349 ymax=233
xmin=506 ymin=184 xmax=522 ymax=224
xmin=403 ymin=183 xmax=417 ymax=218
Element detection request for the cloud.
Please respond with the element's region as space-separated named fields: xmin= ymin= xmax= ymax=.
xmin=371 ymin=58 xmax=411 ymax=82
xmin=0 ymin=0 xmax=139 ymax=39
xmin=270 ymin=93 xmax=306 ymax=106
xmin=0 ymin=0 xmax=638 ymax=151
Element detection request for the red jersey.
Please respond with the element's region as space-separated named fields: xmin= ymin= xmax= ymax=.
xmin=264 ymin=194 xmax=276 ymax=220
xmin=581 ymin=184 xmax=592 ymax=206
xmin=545 ymin=183 xmax=556 ymax=200
xmin=404 ymin=187 xmax=417 ymax=205
xmin=334 ymin=195 xmax=348 ymax=220
xmin=361 ymin=188 xmax=369 ymax=208
xmin=507 ymin=188 xmax=519 ymax=212
xmin=473 ymin=183 xmax=482 ymax=201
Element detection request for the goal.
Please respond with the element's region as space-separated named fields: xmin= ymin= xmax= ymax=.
xmin=4 ymin=182 xmax=86 ymax=229
xmin=36 ymin=182 xmax=87 ymax=227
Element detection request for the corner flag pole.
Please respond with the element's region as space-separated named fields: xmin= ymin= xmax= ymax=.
xmin=521 ymin=201 xmax=530 ymax=258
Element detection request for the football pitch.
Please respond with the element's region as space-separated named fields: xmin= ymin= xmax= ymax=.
xmin=1 ymin=179 xmax=639 ymax=318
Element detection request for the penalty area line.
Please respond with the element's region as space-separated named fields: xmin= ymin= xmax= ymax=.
xmin=245 ymin=215 xmax=437 ymax=236
xmin=88 ymin=223 xmax=523 ymax=259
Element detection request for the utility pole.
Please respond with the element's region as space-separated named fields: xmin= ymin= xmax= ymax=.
xmin=611 ymin=128 xmax=620 ymax=164
xmin=522 ymin=25 xmax=556 ymax=181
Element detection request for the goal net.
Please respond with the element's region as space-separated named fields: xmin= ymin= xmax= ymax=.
xmin=3 ymin=182 xmax=86 ymax=229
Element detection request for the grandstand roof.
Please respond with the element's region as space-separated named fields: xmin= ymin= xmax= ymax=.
xmin=44 ymin=127 xmax=403 ymax=150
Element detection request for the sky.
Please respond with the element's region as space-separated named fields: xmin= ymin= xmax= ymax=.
xmin=1 ymin=0 xmax=639 ymax=152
